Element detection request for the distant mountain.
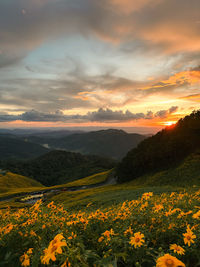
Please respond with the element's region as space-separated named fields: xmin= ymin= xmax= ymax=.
xmin=1 ymin=150 xmax=116 ymax=186
xmin=0 ymin=135 xmax=49 ymax=160
xmin=23 ymin=129 xmax=146 ymax=160
xmin=117 ymin=110 xmax=200 ymax=183
xmin=0 ymin=128 xmax=83 ymax=137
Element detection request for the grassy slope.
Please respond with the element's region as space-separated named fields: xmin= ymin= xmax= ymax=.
xmin=129 ymin=153 xmax=200 ymax=187
xmin=51 ymin=184 xmax=177 ymax=209
xmin=0 ymin=170 xmax=112 ymax=201
xmin=51 ymin=153 xmax=200 ymax=209
xmin=63 ymin=170 xmax=112 ymax=187
xmin=1 ymin=153 xmax=200 ymax=209
xmin=0 ymin=172 xmax=44 ymax=198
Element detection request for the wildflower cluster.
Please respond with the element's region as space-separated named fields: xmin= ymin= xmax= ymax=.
xmin=0 ymin=190 xmax=199 ymax=266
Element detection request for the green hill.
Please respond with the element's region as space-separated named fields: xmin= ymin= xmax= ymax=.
xmin=0 ymin=172 xmax=43 ymax=197
xmin=64 ymin=170 xmax=112 ymax=187
xmin=1 ymin=150 xmax=116 ymax=186
xmin=117 ymin=110 xmax=200 ymax=183
xmin=128 ymin=153 xmax=200 ymax=187
xmin=0 ymin=135 xmax=49 ymax=160
xmin=0 ymin=172 xmax=42 ymax=192
xmin=24 ymin=129 xmax=145 ymax=160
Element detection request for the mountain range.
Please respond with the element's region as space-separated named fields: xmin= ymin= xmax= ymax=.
xmin=0 ymin=129 xmax=145 ymax=160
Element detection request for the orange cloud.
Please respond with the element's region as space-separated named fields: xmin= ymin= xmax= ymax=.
xmin=179 ymin=93 xmax=200 ymax=102
xmin=106 ymin=0 xmax=156 ymax=14
xmin=141 ymin=69 xmax=200 ymax=91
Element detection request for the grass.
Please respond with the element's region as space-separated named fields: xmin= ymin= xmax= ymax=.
xmin=50 ymin=154 xmax=200 ymax=209
xmin=0 ymin=170 xmax=113 ymax=209
xmin=0 ymin=172 xmax=42 ymax=192
xmin=62 ymin=170 xmax=112 ymax=187
xmin=0 ymin=172 xmax=44 ymax=199
xmin=51 ymin=182 xmax=182 ymax=210
xmin=129 ymin=153 xmax=200 ymax=187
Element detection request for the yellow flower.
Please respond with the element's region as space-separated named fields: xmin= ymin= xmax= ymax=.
xmin=124 ymin=226 xmax=133 ymax=236
xmin=156 ymin=254 xmax=185 ymax=267
xmin=4 ymin=223 xmax=14 ymax=234
xmin=193 ymin=210 xmax=200 ymax=219
xmin=129 ymin=232 xmax=145 ymax=248
xmin=20 ymin=249 xmax=32 ymax=267
xmin=68 ymin=232 xmax=77 ymax=240
xmin=153 ymin=204 xmax=164 ymax=212
xmin=61 ymin=258 xmax=71 ymax=267
xmin=142 ymin=192 xmax=153 ymax=200
xmin=27 ymin=248 xmax=33 ymax=255
xmin=170 ymin=244 xmax=185 ymax=255
xmin=183 ymin=230 xmax=196 ymax=246
xmin=102 ymin=229 xmax=115 ymax=241
xmin=47 ymin=201 xmax=56 ymax=209
xmin=20 ymin=254 xmax=30 ymax=267
xmin=98 ymin=236 xmax=104 ymax=242
xmin=30 ymin=230 xmax=37 ymax=237
xmin=41 ymin=234 xmax=67 ymax=265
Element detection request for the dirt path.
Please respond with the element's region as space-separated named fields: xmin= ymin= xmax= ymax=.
xmin=0 ymin=174 xmax=117 ymax=205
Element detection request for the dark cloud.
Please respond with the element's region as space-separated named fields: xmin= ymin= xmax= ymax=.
xmin=0 ymin=0 xmax=200 ymax=68
xmin=155 ymin=106 xmax=178 ymax=118
xmin=0 ymin=0 xmax=199 ymax=116
xmin=169 ymin=106 xmax=178 ymax=114
xmin=0 ymin=106 xmax=178 ymax=122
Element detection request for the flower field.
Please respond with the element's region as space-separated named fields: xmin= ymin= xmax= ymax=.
xmin=0 ymin=189 xmax=200 ymax=267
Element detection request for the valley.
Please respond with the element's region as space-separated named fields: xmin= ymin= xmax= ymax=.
xmin=0 ymin=111 xmax=200 ymax=266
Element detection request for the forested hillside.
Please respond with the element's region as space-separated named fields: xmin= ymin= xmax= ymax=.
xmin=117 ymin=110 xmax=200 ymax=182
xmin=0 ymin=135 xmax=49 ymax=159
xmin=1 ymin=150 xmax=115 ymax=186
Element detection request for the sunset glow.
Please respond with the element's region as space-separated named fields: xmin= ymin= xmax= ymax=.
xmin=0 ymin=0 xmax=199 ymax=132
xmin=161 ymin=121 xmax=177 ymax=126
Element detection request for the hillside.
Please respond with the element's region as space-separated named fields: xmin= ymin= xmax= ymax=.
xmin=1 ymin=150 xmax=116 ymax=186
xmin=128 ymin=153 xmax=200 ymax=187
xmin=0 ymin=135 xmax=49 ymax=160
xmin=117 ymin=110 xmax=200 ymax=183
xmin=0 ymin=172 xmax=42 ymax=192
xmin=23 ymin=129 xmax=146 ymax=160
xmin=0 ymin=172 xmax=43 ymax=199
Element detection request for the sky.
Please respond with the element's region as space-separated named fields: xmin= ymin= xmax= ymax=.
xmin=0 ymin=0 xmax=200 ymax=133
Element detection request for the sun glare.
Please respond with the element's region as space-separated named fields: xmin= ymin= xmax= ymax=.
xmin=162 ymin=121 xmax=177 ymax=126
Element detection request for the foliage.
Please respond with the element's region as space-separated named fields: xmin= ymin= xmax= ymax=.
xmin=129 ymin=153 xmax=200 ymax=187
xmin=117 ymin=110 xmax=200 ymax=183
xmin=0 ymin=151 xmax=116 ymax=186
xmin=0 ymin=189 xmax=200 ymax=266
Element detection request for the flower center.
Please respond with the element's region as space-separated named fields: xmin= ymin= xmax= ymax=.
xmin=51 ymin=245 xmax=57 ymax=253
xmin=187 ymin=235 xmax=191 ymax=240
xmin=135 ymin=237 xmax=140 ymax=242
xmin=165 ymin=259 xmax=174 ymax=267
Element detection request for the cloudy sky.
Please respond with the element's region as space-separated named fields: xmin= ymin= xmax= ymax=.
xmin=0 ymin=0 xmax=200 ymax=131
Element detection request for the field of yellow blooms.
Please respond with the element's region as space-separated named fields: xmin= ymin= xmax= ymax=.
xmin=0 ymin=189 xmax=200 ymax=267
